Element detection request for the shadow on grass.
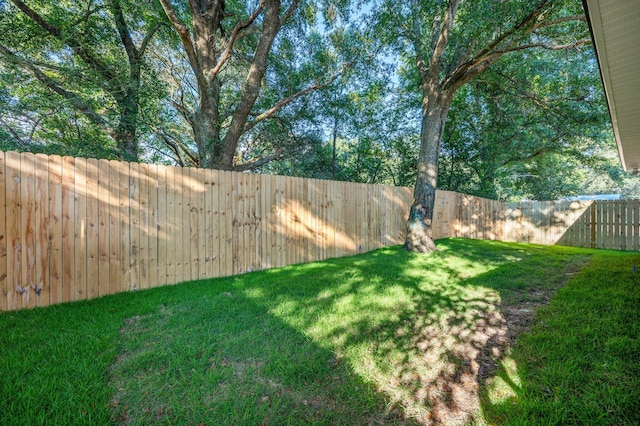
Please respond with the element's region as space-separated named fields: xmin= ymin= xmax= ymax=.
xmin=0 ymin=238 xmax=595 ymax=425
xmin=106 ymin=288 xmax=401 ymax=425
xmin=239 ymin=238 xmax=592 ymax=424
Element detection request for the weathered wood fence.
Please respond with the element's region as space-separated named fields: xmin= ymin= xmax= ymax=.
xmin=1 ymin=151 xmax=638 ymax=311
xmin=0 ymin=152 xmax=414 ymax=311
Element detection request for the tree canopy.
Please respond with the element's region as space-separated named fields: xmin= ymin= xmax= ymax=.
xmin=1 ymin=0 xmax=637 ymax=249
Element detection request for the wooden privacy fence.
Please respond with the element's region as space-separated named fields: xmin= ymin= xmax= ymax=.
xmin=434 ymin=192 xmax=640 ymax=250
xmin=0 ymin=151 xmax=413 ymax=311
xmin=1 ymin=151 xmax=638 ymax=311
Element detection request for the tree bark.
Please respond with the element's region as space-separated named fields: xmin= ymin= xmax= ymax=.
xmin=404 ymin=91 xmax=452 ymax=253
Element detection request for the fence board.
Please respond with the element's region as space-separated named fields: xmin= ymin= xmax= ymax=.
xmin=179 ymin=166 xmax=190 ymax=282
xmin=148 ymin=164 xmax=157 ymax=287
xmin=117 ymin=161 xmax=131 ymax=293
xmin=156 ymin=165 xmax=168 ymax=287
xmin=6 ymin=152 xmax=21 ymax=310
xmin=221 ymin=171 xmax=233 ymax=276
xmin=48 ymin=155 xmax=63 ymax=305
xmin=20 ymin=154 xmax=36 ymax=309
xmin=139 ymin=163 xmax=151 ymax=290
xmin=73 ymin=158 xmax=87 ymax=301
xmin=86 ymin=158 xmax=99 ymax=299
xmin=635 ymin=201 xmax=640 ymax=251
xmin=128 ymin=162 xmax=140 ymax=290
xmin=97 ymin=160 xmax=110 ymax=297
xmin=0 ymin=153 xmax=6 ymax=311
xmin=164 ymin=164 xmax=176 ymax=285
xmin=108 ymin=160 xmax=121 ymax=294
xmin=195 ymin=168 xmax=206 ymax=280
xmin=35 ymin=155 xmax=49 ymax=307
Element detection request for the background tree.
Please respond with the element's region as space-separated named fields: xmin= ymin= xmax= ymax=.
xmin=156 ymin=0 xmax=365 ymax=171
xmin=374 ymin=0 xmax=592 ymax=253
xmin=0 ymin=0 xmax=164 ymax=160
xmin=438 ymin=44 xmax=619 ymax=201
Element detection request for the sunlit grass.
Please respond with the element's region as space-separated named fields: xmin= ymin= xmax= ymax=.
xmin=0 ymin=239 xmax=637 ymax=424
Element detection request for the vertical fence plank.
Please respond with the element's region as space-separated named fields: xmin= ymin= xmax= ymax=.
xmin=86 ymin=159 xmax=99 ymax=300
xmin=232 ymin=171 xmax=241 ymax=274
xmin=247 ymin=173 xmax=257 ymax=272
xmin=607 ymin=201 xmax=614 ymax=249
xmin=307 ymin=179 xmax=318 ymax=262
xmin=165 ymin=165 xmax=177 ymax=284
xmin=73 ymin=157 xmax=87 ymax=301
xmin=179 ymin=166 xmax=189 ymax=282
xmin=179 ymin=165 xmax=189 ymax=283
xmin=48 ymin=155 xmax=63 ymax=305
xmin=244 ymin=172 xmax=252 ymax=272
xmin=34 ymin=154 xmax=49 ymax=307
xmin=6 ymin=152 xmax=21 ymax=310
xmin=253 ymin=173 xmax=262 ymax=270
xmin=119 ymin=161 xmax=132 ymax=292
xmin=97 ymin=160 xmax=110 ymax=297
xmin=128 ymin=162 xmax=140 ymax=290
xmin=283 ymin=176 xmax=292 ymax=267
xmin=319 ymin=179 xmax=329 ymax=259
xmin=187 ymin=167 xmax=198 ymax=280
xmin=269 ymin=174 xmax=278 ymax=269
xmin=173 ymin=166 xmax=183 ymax=282
xmin=613 ymin=201 xmax=620 ymax=250
xmin=210 ymin=169 xmax=221 ymax=277
xmin=635 ymin=200 xmax=640 ymax=251
xmin=20 ymin=154 xmax=36 ymax=309
xmin=220 ymin=171 xmax=233 ymax=276
xmin=148 ymin=164 xmax=159 ymax=288
xmin=156 ymin=164 xmax=168 ymax=287
xmin=138 ymin=163 xmax=150 ymax=290
xmin=108 ymin=160 xmax=121 ymax=294
xmin=278 ymin=175 xmax=286 ymax=266
xmin=202 ymin=169 xmax=212 ymax=278
xmin=119 ymin=161 xmax=130 ymax=291
xmin=297 ymin=177 xmax=306 ymax=262
xmin=260 ymin=173 xmax=270 ymax=270
xmin=195 ymin=168 xmax=206 ymax=280
xmin=60 ymin=157 xmax=75 ymax=304
xmin=0 ymin=152 xmax=5 ymax=311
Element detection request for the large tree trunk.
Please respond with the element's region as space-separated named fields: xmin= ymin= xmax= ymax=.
xmin=113 ymin=87 xmax=140 ymax=162
xmin=404 ymin=92 xmax=452 ymax=253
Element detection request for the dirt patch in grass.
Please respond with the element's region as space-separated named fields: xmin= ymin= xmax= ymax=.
xmin=421 ymin=260 xmax=590 ymax=425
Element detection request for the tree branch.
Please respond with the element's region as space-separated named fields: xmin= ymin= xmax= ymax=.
xmin=280 ymin=0 xmax=299 ymax=24
xmin=109 ymin=0 xmax=139 ymax=63
xmin=10 ymin=0 xmax=122 ymax=94
xmin=533 ymin=14 xmax=587 ymax=31
xmin=231 ymin=150 xmax=285 ymax=172
xmin=139 ymin=22 xmax=164 ymax=58
xmin=156 ymin=129 xmax=199 ymax=167
xmin=0 ymin=45 xmax=113 ymax=134
xmin=442 ymin=0 xmax=551 ymax=91
xmin=158 ymin=0 xmax=209 ymax=97
xmin=493 ymin=38 xmax=592 ymax=54
xmin=243 ymin=69 xmax=345 ymax=133
xmin=428 ymin=0 xmax=461 ymax=81
xmin=208 ymin=0 xmax=266 ymax=78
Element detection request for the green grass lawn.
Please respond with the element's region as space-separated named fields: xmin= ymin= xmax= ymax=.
xmin=1 ymin=239 xmax=638 ymax=425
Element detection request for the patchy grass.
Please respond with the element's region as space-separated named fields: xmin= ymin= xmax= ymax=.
xmin=0 ymin=239 xmax=637 ymax=425
xmin=482 ymin=250 xmax=640 ymax=425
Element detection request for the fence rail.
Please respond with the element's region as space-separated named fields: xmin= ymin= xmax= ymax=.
xmin=0 ymin=151 xmax=638 ymax=311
